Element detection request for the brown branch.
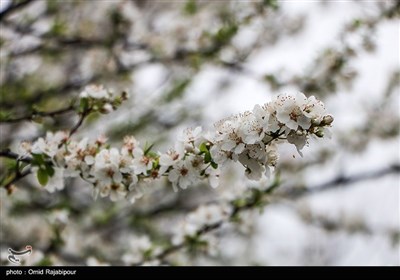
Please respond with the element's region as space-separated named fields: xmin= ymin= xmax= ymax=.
xmin=69 ymin=111 xmax=89 ymax=137
xmin=132 ymin=163 xmax=400 ymax=265
xmin=0 ymin=58 xmax=152 ymax=110
xmin=0 ymin=105 xmax=75 ymax=123
xmin=0 ymin=0 xmax=37 ymax=21
xmin=282 ymin=163 xmax=400 ymax=199
xmin=9 ymin=36 xmax=150 ymax=57
xmin=0 ymin=149 xmax=32 ymax=162
xmin=9 ymin=38 xmax=112 ymax=57
xmin=294 ymin=204 xmax=400 ymax=243
xmin=3 ymin=167 xmax=31 ymax=191
xmin=1 ymin=149 xmax=33 ymax=190
xmin=132 ymin=181 xmax=279 ymax=265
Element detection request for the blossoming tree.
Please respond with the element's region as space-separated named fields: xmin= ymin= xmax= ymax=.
xmin=0 ymin=0 xmax=398 ymax=266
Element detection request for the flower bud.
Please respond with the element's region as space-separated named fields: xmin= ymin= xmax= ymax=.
xmin=121 ymin=91 xmax=128 ymax=101
xmin=315 ymin=129 xmax=324 ymax=138
xmin=100 ymin=103 xmax=113 ymax=114
xmin=322 ymin=115 xmax=334 ymax=126
xmin=296 ymin=130 xmax=304 ymax=136
xmin=311 ymin=118 xmax=321 ymax=126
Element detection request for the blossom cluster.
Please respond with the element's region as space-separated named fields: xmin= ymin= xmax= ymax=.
xmin=209 ymin=92 xmax=333 ymax=180
xmin=79 ymin=84 xmax=128 ymax=115
xmin=17 ymin=88 xmax=333 ymax=202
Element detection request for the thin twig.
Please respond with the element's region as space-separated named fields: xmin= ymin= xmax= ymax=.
xmin=0 ymin=149 xmax=33 ymax=190
xmin=0 ymin=105 xmax=75 ymax=123
xmin=69 ymin=111 xmax=88 ymax=137
xmin=3 ymin=167 xmax=32 ymax=191
xmin=0 ymin=149 xmax=32 ymax=163
xmin=283 ymin=163 xmax=400 ymax=199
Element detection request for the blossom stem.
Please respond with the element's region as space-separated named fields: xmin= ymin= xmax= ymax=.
xmin=69 ymin=111 xmax=89 ymax=137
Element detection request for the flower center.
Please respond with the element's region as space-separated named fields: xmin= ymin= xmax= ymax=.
xmin=107 ymin=168 xmax=114 ymax=177
xmin=180 ymin=168 xmax=188 ymax=176
xmin=172 ymin=153 xmax=179 ymax=161
xmin=141 ymin=156 xmax=150 ymax=165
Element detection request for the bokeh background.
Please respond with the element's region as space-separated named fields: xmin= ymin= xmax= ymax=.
xmin=0 ymin=0 xmax=399 ymax=266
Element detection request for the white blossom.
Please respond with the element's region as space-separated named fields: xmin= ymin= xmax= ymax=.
xmin=99 ymin=183 xmax=127 ymax=202
xmin=92 ymin=148 xmax=123 ymax=186
xmin=158 ymin=145 xmax=184 ymax=174
xmin=179 ymin=126 xmax=203 ymax=152
xmin=275 ymin=93 xmax=311 ymax=130
xmin=302 ymin=95 xmax=326 ymax=121
xmin=121 ymin=136 xmax=140 ymax=156
xmin=205 ymin=168 xmax=220 ymax=188
xmin=210 ymin=145 xmax=232 ymax=165
xmin=287 ymin=130 xmax=308 ymax=156
xmin=15 ymin=91 xmax=332 ymax=202
xmin=31 ymin=131 xmax=67 ymax=158
xmin=132 ymin=147 xmax=153 ymax=175
xmin=173 ymin=204 xmax=232 ymax=245
xmin=168 ymin=156 xmax=198 ymax=191
xmin=79 ymin=84 xmax=109 ymax=99
xmin=121 ymin=235 xmax=153 ymax=264
xmin=48 ymin=209 xmax=69 ymax=226
xmin=47 ymin=167 xmax=65 ymax=192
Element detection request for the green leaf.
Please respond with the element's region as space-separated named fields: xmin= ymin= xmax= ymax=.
xmin=211 ymin=162 xmax=218 ymax=169
xmin=147 ymin=151 xmax=158 ymax=158
xmin=164 ymin=80 xmax=191 ymax=102
xmin=200 ymin=142 xmax=214 ymax=164
xmin=199 ymin=142 xmax=208 ymax=154
xmin=352 ymin=19 xmax=362 ymax=29
xmin=204 ymin=152 xmax=212 ymax=163
xmin=232 ymin=198 xmax=247 ymax=208
xmin=214 ymin=24 xmax=238 ymax=45
xmin=45 ymin=164 xmax=55 ymax=177
xmin=0 ymin=110 xmax=11 ymax=121
xmin=79 ymin=97 xmax=89 ymax=113
xmin=144 ymin=143 xmax=154 ymax=155
xmin=143 ymin=248 xmax=153 ymax=260
xmin=263 ymin=0 xmax=279 ymax=10
xmin=31 ymin=153 xmax=45 ymax=166
xmin=184 ymin=0 xmax=197 ymax=15
xmin=46 ymin=0 xmax=61 ymax=14
xmin=3 ymin=158 xmax=17 ymax=169
xmin=49 ymin=19 xmax=67 ymax=37
xmin=37 ymin=169 xmax=49 ymax=186
xmin=152 ymin=158 xmax=159 ymax=169
xmin=265 ymin=172 xmax=281 ymax=194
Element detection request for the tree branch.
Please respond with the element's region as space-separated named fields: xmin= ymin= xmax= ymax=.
xmin=0 ymin=149 xmax=32 ymax=162
xmin=0 ymin=105 xmax=75 ymax=123
xmin=0 ymin=0 xmax=37 ymax=21
xmin=283 ymin=163 xmax=400 ymax=199
xmin=132 ymin=163 xmax=400 ymax=265
xmin=2 ymin=167 xmax=31 ymax=192
xmin=69 ymin=111 xmax=89 ymax=137
xmin=132 ymin=181 xmax=279 ymax=265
